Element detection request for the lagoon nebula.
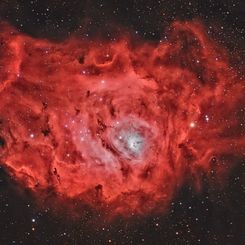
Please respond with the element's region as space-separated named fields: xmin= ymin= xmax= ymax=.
xmin=0 ymin=20 xmax=244 ymax=221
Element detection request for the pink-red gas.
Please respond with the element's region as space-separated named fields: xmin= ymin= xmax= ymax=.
xmin=0 ymin=21 xmax=244 ymax=219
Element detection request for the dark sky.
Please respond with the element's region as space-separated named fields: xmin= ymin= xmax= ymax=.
xmin=0 ymin=1 xmax=244 ymax=245
xmin=0 ymin=0 xmax=244 ymax=41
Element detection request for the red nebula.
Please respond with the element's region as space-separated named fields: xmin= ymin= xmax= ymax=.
xmin=0 ymin=20 xmax=244 ymax=219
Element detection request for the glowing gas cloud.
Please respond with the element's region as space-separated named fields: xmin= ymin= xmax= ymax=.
xmin=0 ymin=20 xmax=244 ymax=218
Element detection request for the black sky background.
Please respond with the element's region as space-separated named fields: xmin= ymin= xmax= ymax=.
xmin=0 ymin=1 xmax=244 ymax=245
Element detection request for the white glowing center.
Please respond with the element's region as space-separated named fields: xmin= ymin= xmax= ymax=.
xmin=114 ymin=128 xmax=146 ymax=160
xmin=108 ymin=116 xmax=157 ymax=162
xmin=124 ymin=133 xmax=144 ymax=154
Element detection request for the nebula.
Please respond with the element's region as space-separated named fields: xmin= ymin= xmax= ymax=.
xmin=0 ymin=20 xmax=244 ymax=219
